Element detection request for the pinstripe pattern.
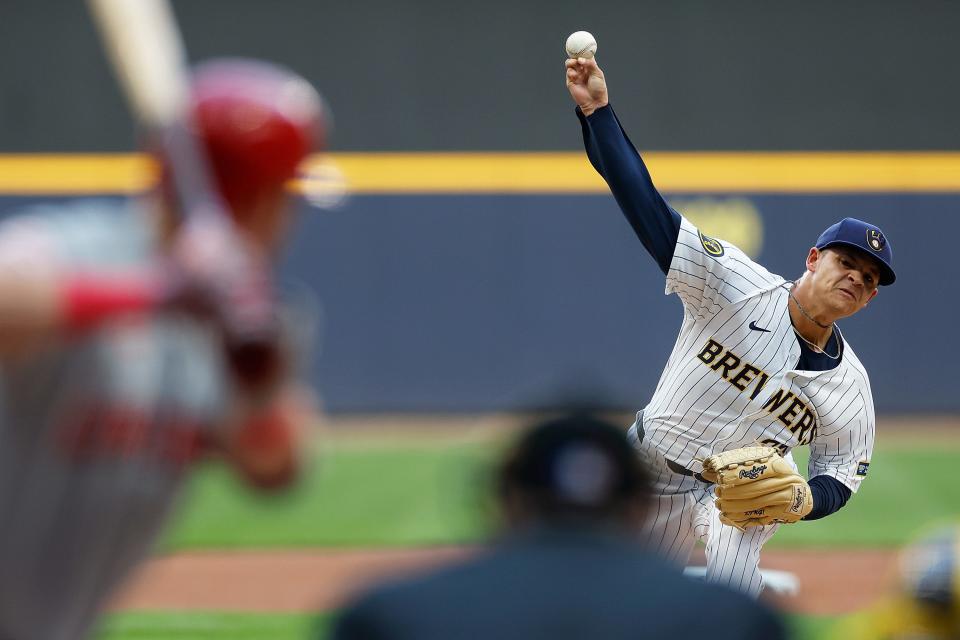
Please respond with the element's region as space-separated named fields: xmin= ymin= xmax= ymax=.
xmin=634 ymin=216 xmax=876 ymax=596
xmin=704 ymin=507 xmax=780 ymax=598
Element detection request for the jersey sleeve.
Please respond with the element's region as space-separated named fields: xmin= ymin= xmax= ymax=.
xmin=806 ymin=368 xmax=875 ymax=493
xmin=667 ymin=216 xmax=782 ymax=318
xmin=577 ymin=105 xmax=681 ymax=274
xmin=0 ymin=214 xmax=61 ymax=277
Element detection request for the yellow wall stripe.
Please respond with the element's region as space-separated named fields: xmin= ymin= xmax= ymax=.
xmin=0 ymin=155 xmax=156 ymax=194
xmin=1 ymin=152 xmax=960 ymax=194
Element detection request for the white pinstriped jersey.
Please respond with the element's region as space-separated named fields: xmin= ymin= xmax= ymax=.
xmin=642 ymin=216 xmax=874 ymax=493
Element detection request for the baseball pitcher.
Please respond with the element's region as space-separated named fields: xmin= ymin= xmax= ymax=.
xmin=565 ymin=54 xmax=895 ymax=596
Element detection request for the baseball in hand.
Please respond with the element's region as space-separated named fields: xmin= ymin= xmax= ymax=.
xmin=565 ymin=30 xmax=597 ymax=59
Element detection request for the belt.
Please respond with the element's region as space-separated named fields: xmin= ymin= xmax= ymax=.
xmin=667 ymin=459 xmax=711 ymax=484
xmin=637 ymin=420 xmax=710 ymax=484
xmin=666 ymin=459 xmax=694 ymax=477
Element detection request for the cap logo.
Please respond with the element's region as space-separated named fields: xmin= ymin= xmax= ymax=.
xmin=866 ymin=229 xmax=886 ymax=252
xmin=698 ymin=230 xmax=725 ymax=257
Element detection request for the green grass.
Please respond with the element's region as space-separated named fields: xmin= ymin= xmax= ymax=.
xmin=769 ymin=445 xmax=960 ymax=547
xmin=162 ymin=433 xmax=960 ymax=550
xmin=786 ymin=613 xmax=840 ymax=640
xmin=95 ymin=612 xmax=325 ymax=640
xmin=95 ymin=611 xmax=839 ymax=640
xmin=163 ymin=441 xmax=498 ymax=549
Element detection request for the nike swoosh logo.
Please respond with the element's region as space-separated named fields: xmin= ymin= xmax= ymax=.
xmin=749 ymin=320 xmax=771 ymax=333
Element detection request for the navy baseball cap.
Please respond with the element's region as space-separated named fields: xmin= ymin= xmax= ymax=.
xmin=815 ymin=217 xmax=896 ymax=286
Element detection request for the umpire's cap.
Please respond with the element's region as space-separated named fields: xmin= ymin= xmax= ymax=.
xmin=498 ymin=413 xmax=650 ymax=517
xmin=815 ymin=217 xmax=896 ymax=285
xmin=187 ymin=58 xmax=327 ymax=220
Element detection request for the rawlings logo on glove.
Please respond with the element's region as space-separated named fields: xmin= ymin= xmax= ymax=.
xmin=699 ymin=445 xmax=813 ymax=530
xmin=738 ymin=465 xmax=766 ymax=480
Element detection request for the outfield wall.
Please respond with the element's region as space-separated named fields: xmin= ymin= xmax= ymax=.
xmin=0 ymin=152 xmax=955 ymax=414
xmin=288 ymin=192 xmax=952 ymax=414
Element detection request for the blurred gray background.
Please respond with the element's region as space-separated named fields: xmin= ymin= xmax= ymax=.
xmin=2 ymin=0 xmax=958 ymax=152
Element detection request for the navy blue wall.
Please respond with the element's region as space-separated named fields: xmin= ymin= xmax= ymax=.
xmin=288 ymin=193 xmax=947 ymax=414
xmin=0 ymin=192 xmax=949 ymax=413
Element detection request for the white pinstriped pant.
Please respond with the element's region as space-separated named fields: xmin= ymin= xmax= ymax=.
xmin=627 ymin=416 xmax=780 ymax=598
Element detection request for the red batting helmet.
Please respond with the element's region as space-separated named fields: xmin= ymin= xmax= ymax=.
xmin=187 ymin=58 xmax=327 ymax=219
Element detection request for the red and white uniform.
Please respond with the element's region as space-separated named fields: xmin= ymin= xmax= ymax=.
xmin=0 ymin=199 xmax=229 ymax=640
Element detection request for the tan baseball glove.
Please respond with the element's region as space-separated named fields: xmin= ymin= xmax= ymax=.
xmin=700 ymin=445 xmax=812 ymax=530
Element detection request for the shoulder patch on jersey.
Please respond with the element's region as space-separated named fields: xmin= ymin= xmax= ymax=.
xmin=856 ymin=461 xmax=870 ymax=477
xmin=698 ymin=230 xmax=725 ymax=257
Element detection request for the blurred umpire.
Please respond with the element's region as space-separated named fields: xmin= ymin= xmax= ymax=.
xmin=330 ymin=412 xmax=786 ymax=640
xmin=0 ymin=59 xmax=326 ymax=640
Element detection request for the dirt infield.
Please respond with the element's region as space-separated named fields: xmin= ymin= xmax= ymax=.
xmin=109 ymin=546 xmax=897 ymax=616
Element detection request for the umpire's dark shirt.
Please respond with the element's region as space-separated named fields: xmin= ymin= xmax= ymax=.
xmin=328 ymin=525 xmax=786 ymax=640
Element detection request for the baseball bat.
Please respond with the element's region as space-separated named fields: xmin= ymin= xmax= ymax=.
xmin=86 ymin=0 xmax=228 ymax=223
xmin=87 ymin=0 xmax=281 ymax=386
